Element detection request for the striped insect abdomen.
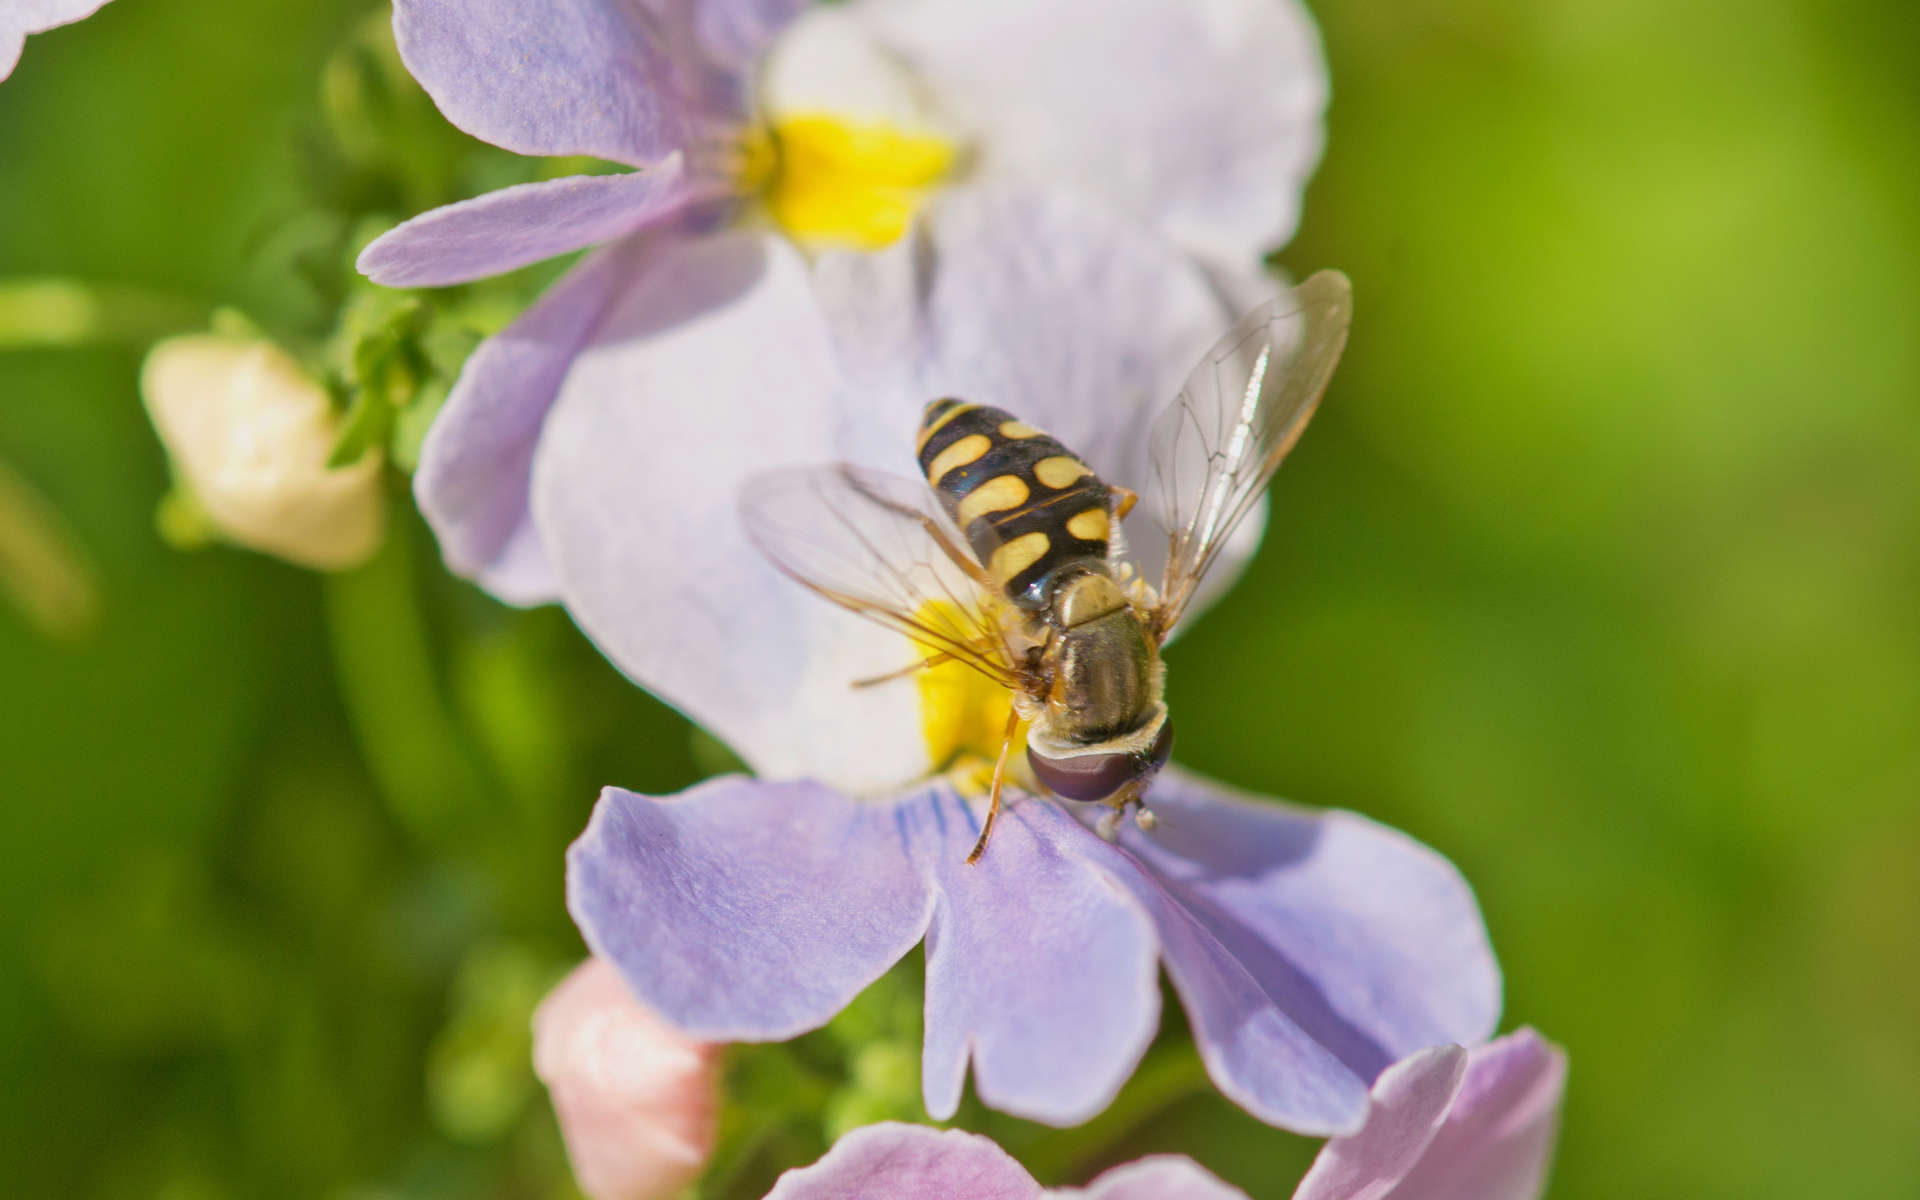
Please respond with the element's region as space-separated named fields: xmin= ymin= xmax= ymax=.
xmin=916 ymin=399 xmax=1114 ymax=611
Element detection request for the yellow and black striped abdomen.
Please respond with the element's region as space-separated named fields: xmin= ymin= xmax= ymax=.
xmin=916 ymin=399 xmax=1114 ymax=611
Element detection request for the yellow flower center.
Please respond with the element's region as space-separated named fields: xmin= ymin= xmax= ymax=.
xmin=753 ymin=112 xmax=957 ymax=250
xmin=912 ymin=602 xmax=1030 ymax=793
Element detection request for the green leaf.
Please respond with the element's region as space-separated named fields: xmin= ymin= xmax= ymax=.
xmin=154 ymin=485 xmax=219 ymax=551
xmin=391 ymin=376 xmax=449 ymax=474
xmin=328 ymin=386 xmax=393 ymax=469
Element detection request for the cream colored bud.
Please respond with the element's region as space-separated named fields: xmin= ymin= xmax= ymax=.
xmin=141 ymin=335 xmax=384 ymax=570
xmin=533 ymin=958 xmax=721 ymax=1200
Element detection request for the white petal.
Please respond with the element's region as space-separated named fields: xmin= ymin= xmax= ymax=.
xmin=758 ymin=5 xmax=955 ymax=139
xmin=533 ymin=231 xmax=930 ymax=791
xmin=1063 ymin=1156 xmax=1252 ymax=1200
xmin=539 ymin=190 xmax=1281 ymax=789
xmin=814 ymin=185 xmax=1245 ymax=598
xmin=2 ymin=1 xmax=112 ymax=84
xmin=857 ymin=0 xmax=1328 ymax=265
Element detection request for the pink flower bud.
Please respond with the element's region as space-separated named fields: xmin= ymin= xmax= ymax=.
xmin=533 ymin=958 xmax=721 ymax=1200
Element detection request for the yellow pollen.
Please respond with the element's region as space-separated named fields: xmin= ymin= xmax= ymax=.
xmin=912 ymin=601 xmax=1028 ymax=790
xmin=760 ymin=112 xmax=957 ymax=250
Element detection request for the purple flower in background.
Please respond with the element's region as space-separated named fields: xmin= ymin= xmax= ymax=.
xmin=1290 ymin=1030 xmax=1565 ymax=1200
xmin=561 ymin=189 xmax=1500 ymax=1132
xmin=2 ymin=0 xmax=113 ymax=81
xmin=380 ymin=0 xmax=1490 ymax=1137
xmin=367 ymin=0 xmax=1327 ymax=605
xmin=761 ymin=1029 xmax=1566 ymax=1199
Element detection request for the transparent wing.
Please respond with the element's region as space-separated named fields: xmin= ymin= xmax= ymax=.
xmin=1148 ymin=269 xmax=1353 ymax=637
xmin=739 ymin=463 xmax=1025 ymax=688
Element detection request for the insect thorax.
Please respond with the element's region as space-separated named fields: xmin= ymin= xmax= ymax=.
xmin=916 ymin=399 xmax=1115 ymax=611
xmin=1041 ymin=573 xmax=1162 ymax=744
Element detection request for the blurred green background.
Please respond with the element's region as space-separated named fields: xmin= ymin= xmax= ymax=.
xmin=2 ymin=0 xmax=1916 ymax=1196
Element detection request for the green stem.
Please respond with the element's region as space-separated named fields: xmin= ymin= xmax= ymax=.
xmin=699 ymin=1046 xmax=837 ymax=1200
xmin=0 ymin=278 xmax=206 ymax=350
xmin=323 ymin=508 xmax=491 ymax=846
xmin=0 ymin=457 xmax=100 ymax=640
xmin=1013 ymin=1047 xmax=1214 ymax=1184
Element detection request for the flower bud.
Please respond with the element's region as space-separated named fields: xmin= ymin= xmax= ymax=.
xmin=533 ymin=958 xmax=721 ymax=1200
xmin=141 ymin=335 xmax=384 ymax=570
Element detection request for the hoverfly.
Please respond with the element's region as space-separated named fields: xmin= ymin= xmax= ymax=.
xmin=741 ymin=270 xmax=1351 ymax=863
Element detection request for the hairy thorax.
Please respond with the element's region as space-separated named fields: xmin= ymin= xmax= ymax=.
xmin=1040 ymin=573 xmax=1160 ymax=745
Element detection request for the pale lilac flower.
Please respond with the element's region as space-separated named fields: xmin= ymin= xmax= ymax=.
xmin=1 ymin=0 xmax=112 ymax=82
xmin=1291 ymin=1029 xmax=1566 ymax=1200
xmin=533 ymin=957 xmax=723 ymax=1200
xmin=559 ymin=189 xmax=1500 ymax=1133
xmin=762 ymin=1030 xmax=1566 ymax=1200
xmin=366 ymin=0 xmax=1326 ymax=604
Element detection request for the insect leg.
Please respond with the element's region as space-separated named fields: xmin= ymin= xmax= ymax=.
xmin=965 ymin=704 xmax=1023 ymax=865
xmin=1094 ymin=779 xmax=1161 ymax=839
xmin=1109 ymin=485 xmax=1139 ymax=521
xmin=850 ymin=651 xmax=955 ymax=688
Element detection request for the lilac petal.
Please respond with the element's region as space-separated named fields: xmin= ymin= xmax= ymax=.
xmin=391 ymin=0 xmax=749 ymax=165
xmin=765 ymin=1123 xmax=1041 ymax=1200
xmin=413 ymin=241 xmax=639 ymax=604
xmin=2 ymin=0 xmax=113 ymax=81
xmin=567 ymin=779 xmax=1158 ymax=1125
xmin=1090 ymin=771 xmax=1501 ymax=1134
xmin=358 ymin=159 xmax=698 ymax=288
xmin=1062 ymin=1157 xmax=1252 ymax=1200
xmin=1381 ymin=1030 xmax=1566 ymax=1200
xmin=532 ymin=230 xmax=943 ymax=791
xmin=1093 ymin=836 xmax=1365 ymax=1131
xmin=695 ymin=0 xmax=808 ymax=74
xmin=908 ymin=790 xmax=1159 ymax=1125
xmin=1292 ymin=1045 xmax=1469 ymax=1200
xmin=567 ymin=779 xmax=934 ymax=1041
xmin=860 ymin=0 xmax=1326 ymax=266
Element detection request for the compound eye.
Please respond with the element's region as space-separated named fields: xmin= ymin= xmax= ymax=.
xmin=1026 ymin=746 xmax=1143 ymax=801
xmin=1028 ymin=719 xmax=1174 ymax=802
